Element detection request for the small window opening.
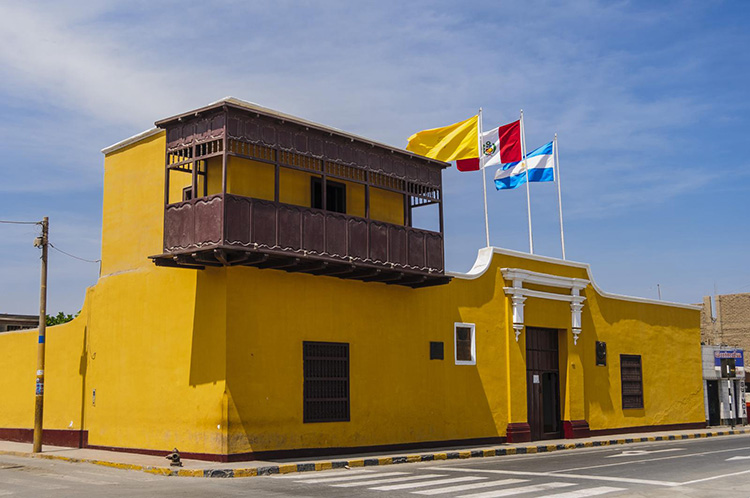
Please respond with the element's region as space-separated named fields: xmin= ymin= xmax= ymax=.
xmin=430 ymin=341 xmax=444 ymax=360
xmin=311 ymin=177 xmax=346 ymax=213
xmin=454 ymin=323 xmax=476 ymax=365
xmin=182 ymin=186 xmax=193 ymax=201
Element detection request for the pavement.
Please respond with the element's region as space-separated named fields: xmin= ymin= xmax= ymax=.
xmin=0 ymin=426 xmax=748 ymax=478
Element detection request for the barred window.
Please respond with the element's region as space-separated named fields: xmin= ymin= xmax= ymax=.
xmin=454 ymin=323 xmax=476 ymax=365
xmin=303 ymin=342 xmax=350 ymax=423
xmin=620 ymin=354 xmax=644 ymax=409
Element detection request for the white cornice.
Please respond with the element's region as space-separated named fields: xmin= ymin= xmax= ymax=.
xmin=501 ymin=267 xmax=589 ymax=290
xmin=503 ymin=287 xmax=587 ymax=303
xmin=447 ymin=246 xmax=701 ymax=311
xmin=101 ymin=127 xmax=162 ymax=155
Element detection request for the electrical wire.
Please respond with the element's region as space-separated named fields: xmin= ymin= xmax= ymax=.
xmin=49 ymin=243 xmax=101 ymax=264
xmin=0 ymin=220 xmax=41 ymax=225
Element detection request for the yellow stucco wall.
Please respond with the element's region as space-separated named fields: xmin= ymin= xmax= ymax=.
xmin=0 ymin=292 xmax=89 ymax=435
xmin=219 ymin=251 xmax=703 ymax=454
xmin=163 ymin=149 xmax=402 ymax=223
xmin=0 ymin=128 xmax=704 ymax=457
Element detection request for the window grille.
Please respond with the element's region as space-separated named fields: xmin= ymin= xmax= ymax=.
xmin=620 ymin=354 xmax=644 ymax=409
xmin=303 ymin=342 xmax=350 ymax=423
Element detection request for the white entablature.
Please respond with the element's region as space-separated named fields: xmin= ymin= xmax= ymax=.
xmin=501 ymin=268 xmax=590 ymax=344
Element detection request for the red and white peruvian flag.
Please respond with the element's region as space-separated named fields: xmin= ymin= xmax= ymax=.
xmin=456 ymin=120 xmax=522 ymax=172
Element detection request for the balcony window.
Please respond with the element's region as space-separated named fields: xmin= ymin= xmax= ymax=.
xmin=154 ymin=103 xmax=450 ymax=286
xmin=311 ymin=177 xmax=346 ymax=214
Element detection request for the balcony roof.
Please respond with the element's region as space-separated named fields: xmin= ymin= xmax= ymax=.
xmin=154 ymin=97 xmax=451 ymax=169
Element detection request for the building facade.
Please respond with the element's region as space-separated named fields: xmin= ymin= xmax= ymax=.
xmin=701 ymin=345 xmax=746 ymax=426
xmin=0 ymin=99 xmax=706 ymax=461
xmin=701 ymin=293 xmax=750 ymax=351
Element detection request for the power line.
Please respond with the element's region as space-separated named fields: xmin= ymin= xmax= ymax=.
xmin=49 ymin=243 xmax=101 ymax=264
xmin=0 ymin=220 xmax=41 ymax=225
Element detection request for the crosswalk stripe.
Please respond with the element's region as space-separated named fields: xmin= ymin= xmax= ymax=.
xmin=0 ymin=491 xmax=12 ymax=496
xmin=459 ymin=482 xmax=575 ymax=498
xmin=370 ymin=476 xmax=486 ymax=491
xmin=412 ymin=478 xmax=529 ymax=495
xmin=274 ymin=469 xmax=376 ymax=479
xmin=296 ymin=471 xmax=408 ymax=483
xmin=536 ymin=486 xmax=626 ymax=498
xmin=332 ymin=474 xmax=446 ymax=488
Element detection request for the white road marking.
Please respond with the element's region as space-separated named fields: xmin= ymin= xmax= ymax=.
xmin=412 ymin=478 xmax=529 ymax=495
xmin=551 ymin=446 xmax=749 ymax=473
xmin=332 ymin=474 xmax=445 ymax=487
xmin=296 ymin=470 xmax=408 ymax=483
xmin=536 ymin=486 xmax=626 ymax=497
xmin=677 ymin=468 xmax=750 ymax=486
xmin=0 ymin=491 xmax=12 ymax=496
xmin=725 ymin=455 xmax=750 ymax=461
xmin=370 ymin=476 xmax=485 ymax=491
xmin=423 ymin=467 xmax=678 ymax=487
xmin=274 ymin=469 xmax=376 ymax=479
xmin=605 ymin=448 xmax=683 ymax=458
xmin=459 ymin=482 xmax=574 ymax=497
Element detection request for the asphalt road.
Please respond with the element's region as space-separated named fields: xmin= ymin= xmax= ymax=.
xmin=3 ymin=434 xmax=750 ymax=497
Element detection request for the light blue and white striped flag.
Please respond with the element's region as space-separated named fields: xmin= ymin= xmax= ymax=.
xmin=494 ymin=141 xmax=554 ymax=190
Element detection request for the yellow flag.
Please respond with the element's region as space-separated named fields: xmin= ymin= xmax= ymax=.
xmin=406 ymin=115 xmax=478 ymax=162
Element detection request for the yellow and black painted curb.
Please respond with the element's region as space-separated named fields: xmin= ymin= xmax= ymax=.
xmin=2 ymin=428 xmax=748 ymax=478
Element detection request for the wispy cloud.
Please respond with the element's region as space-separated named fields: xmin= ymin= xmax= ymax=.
xmin=0 ymin=0 xmax=748 ymax=310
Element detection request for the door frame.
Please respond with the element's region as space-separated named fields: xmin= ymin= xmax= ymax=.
xmin=526 ymin=327 xmax=563 ymax=441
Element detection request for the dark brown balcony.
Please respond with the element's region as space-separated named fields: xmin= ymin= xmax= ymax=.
xmin=149 ymin=98 xmax=451 ymax=288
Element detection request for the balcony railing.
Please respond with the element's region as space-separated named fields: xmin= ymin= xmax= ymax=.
xmin=153 ymin=194 xmax=449 ymax=287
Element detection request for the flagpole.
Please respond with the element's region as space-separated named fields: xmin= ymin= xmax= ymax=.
xmin=520 ymin=110 xmax=534 ymax=254
xmin=554 ymin=134 xmax=567 ymax=260
xmin=479 ymin=108 xmax=490 ymax=247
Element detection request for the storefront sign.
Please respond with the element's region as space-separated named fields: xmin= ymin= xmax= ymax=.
xmin=714 ymin=349 xmax=744 ymax=367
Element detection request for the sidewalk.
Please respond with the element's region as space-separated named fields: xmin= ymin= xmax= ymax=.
xmin=1 ymin=426 xmax=748 ymax=478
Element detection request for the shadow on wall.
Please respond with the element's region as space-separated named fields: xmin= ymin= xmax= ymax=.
xmin=79 ymin=325 xmax=88 ymax=441
xmin=221 ymin=267 xmax=502 ymax=456
xmin=189 ymin=268 xmax=227 ymax=387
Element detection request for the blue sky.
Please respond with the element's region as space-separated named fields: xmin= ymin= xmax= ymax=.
xmin=1 ymin=0 xmax=749 ymax=315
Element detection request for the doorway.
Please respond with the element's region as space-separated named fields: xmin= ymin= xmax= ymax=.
xmin=706 ymin=380 xmax=720 ymax=426
xmin=526 ymin=327 xmax=563 ymax=440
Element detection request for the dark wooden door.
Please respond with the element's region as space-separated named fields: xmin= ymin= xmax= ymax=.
xmin=526 ymin=327 xmax=563 ymax=441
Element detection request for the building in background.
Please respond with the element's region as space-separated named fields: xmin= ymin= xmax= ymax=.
xmin=0 ymin=314 xmax=38 ymax=332
xmin=702 ymin=345 xmax=746 ymax=426
xmin=701 ymin=293 xmax=750 ymax=350
xmin=0 ymin=98 xmax=707 ymax=460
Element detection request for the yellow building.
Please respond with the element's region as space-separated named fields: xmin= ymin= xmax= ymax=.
xmin=0 ymin=98 xmax=706 ymax=461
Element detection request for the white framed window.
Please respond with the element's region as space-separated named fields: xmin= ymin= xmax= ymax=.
xmin=454 ymin=322 xmax=476 ymax=365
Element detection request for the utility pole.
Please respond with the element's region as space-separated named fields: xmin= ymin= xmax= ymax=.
xmin=33 ymin=217 xmax=48 ymax=453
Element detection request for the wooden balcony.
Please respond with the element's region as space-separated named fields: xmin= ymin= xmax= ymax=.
xmin=150 ymin=194 xmax=450 ymax=288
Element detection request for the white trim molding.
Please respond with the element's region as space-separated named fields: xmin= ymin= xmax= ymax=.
xmin=501 ymin=268 xmax=589 ymax=344
xmin=101 ymin=127 xmax=162 ymax=155
xmin=448 ymin=246 xmax=701 ymax=311
xmin=454 ymin=322 xmax=477 ymax=366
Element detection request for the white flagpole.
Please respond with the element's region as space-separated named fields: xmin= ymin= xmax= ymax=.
xmin=478 ymin=108 xmax=490 ymax=247
xmin=520 ymin=110 xmax=534 ymax=254
xmin=554 ymin=134 xmax=567 ymax=260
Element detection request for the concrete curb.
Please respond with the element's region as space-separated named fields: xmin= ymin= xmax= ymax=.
xmin=2 ymin=428 xmax=748 ymax=478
